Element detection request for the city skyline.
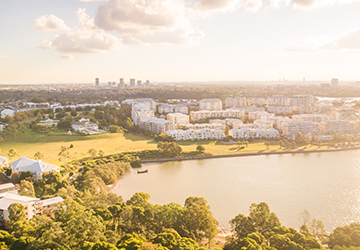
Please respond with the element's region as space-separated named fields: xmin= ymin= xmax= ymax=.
xmin=1 ymin=0 xmax=360 ymax=84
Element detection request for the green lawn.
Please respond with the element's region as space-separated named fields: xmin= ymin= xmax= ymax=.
xmin=1 ymin=129 xmax=156 ymax=165
xmin=0 ymin=130 xmax=334 ymax=165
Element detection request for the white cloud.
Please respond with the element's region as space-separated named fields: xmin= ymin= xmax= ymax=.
xmin=75 ymin=8 xmax=96 ymax=29
xmin=244 ymin=0 xmax=263 ymax=11
xmin=291 ymin=0 xmax=319 ymax=7
xmin=0 ymin=55 xmax=6 ymax=59
xmin=284 ymin=28 xmax=360 ymax=52
xmin=61 ymin=54 xmax=74 ymax=59
xmin=34 ymin=14 xmax=70 ymax=31
xmin=40 ymin=29 xmax=121 ymax=55
xmin=194 ymin=0 xmax=240 ymax=11
xmin=94 ymin=0 xmax=203 ymax=45
xmin=269 ymin=0 xmax=360 ymax=9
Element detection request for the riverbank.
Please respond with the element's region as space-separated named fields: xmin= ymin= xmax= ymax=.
xmin=141 ymin=146 xmax=360 ymax=163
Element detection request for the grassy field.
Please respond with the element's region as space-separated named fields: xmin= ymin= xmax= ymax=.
xmin=0 ymin=129 xmax=333 ymax=165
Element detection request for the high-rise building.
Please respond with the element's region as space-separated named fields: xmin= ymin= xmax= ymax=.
xmin=331 ymin=78 xmax=339 ymax=88
xmin=130 ymin=79 xmax=136 ymax=87
xmin=137 ymin=80 xmax=142 ymax=87
xmin=108 ymin=82 xmax=112 ymax=86
xmin=95 ymin=78 xmax=99 ymax=87
xmin=119 ymin=78 xmax=125 ymax=88
xmin=145 ymin=80 xmax=150 ymax=87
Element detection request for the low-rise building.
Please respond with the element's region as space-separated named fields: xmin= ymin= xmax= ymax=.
xmin=209 ymin=118 xmax=243 ymax=126
xmin=166 ymin=128 xmax=225 ymax=141
xmin=0 ymin=156 xmax=9 ymax=168
xmin=158 ymin=104 xmax=188 ymax=114
xmin=0 ymin=109 xmax=15 ymax=118
xmin=139 ymin=118 xmax=175 ymax=134
xmin=11 ymin=156 xmax=60 ymax=181
xmin=167 ymin=113 xmax=190 ymax=126
xmin=0 ymin=188 xmax=64 ymax=226
xmin=319 ymin=120 xmax=352 ymax=134
xmin=123 ymin=98 xmax=156 ymax=111
xmin=199 ymin=98 xmax=222 ymax=111
xmin=282 ymin=121 xmax=320 ymax=138
xmin=225 ymin=96 xmax=246 ymax=108
xmin=229 ymin=127 xmax=279 ymax=140
xmin=131 ymin=104 xmax=155 ymax=125
xmin=71 ymin=118 xmax=99 ymax=133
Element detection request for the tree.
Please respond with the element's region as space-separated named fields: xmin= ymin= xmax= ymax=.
xmin=70 ymin=110 xmax=77 ymax=118
xmin=278 ymin=140 xmax=285 ymax=149
xmin=291 ymin=141 xmax=297 ymax=149
xmin=264 ymin=142 xmax=270 ymax=149
xmin=8 ymin=203 xmax=26 ymax=222
xmin=245 ymin=141 xmax=249 ymax=148
xmin=57 ymin=120 xmax=71 ymax=130
xmin=18 ymin=180 xmax=35 ymax=197
xmin=88 ymin=149 xmax=98 ymax=157
xmin=58 ymin=145 xmax=71 ymax=169
xmin=196 ymin=145 xmax=205 ymax=154
xmin=7 ymin=148 xmax=18 ymax=159
xmin=33 ymin=151 xmax=44 ymax=160
xmin=157 ymin=142 xmax=182 ymax=157
xmin=183 ymin=197 xmax=218 ymax=246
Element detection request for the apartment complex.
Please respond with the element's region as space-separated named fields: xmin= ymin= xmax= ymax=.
xmin=166 ymin=128 xmax=225 ymax=141
xmin=131 ymin=104 xmax=155 ymax=125
xmin=139 ymin=118 xmax=175 ymax=134
xmin=158 ymin=104 xmax=188 ymax=114
xmin=199 ymin=98 xmax=222 ymax=111
xmin=167 ymin=113 xmax=190 ymax=126
xmin=225 ymin=96 xmax=247 ymax=108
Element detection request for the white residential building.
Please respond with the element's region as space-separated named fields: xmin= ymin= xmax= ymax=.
xmin=292 ymin=114 xmax=328 ymax=123
xmin=319 ymin=120 xmax=352 ymax=134
xmin=0 ymin=188 xmax=64 ymax=225
xmin=139 ymin=118 xmax=175 ymax=134
xmin=282 ymin=121 xmax=320 ymax=138
xmin=158 ymin=104 xmax=188 ymax=114
xmin=225 ymin=96 xmax=247 ymax=108
xmin=166 ymin=128 xmax=225 ymax=141
xmin=10 ymin=156 xmax=60 ymax=181
xmin=209 ymin=118 xmax=243 ymax=126
xmin=199 ymin=98 xmax=222 ymax=111
xmin=167 ymin=113 xmax=190 ymax=126
xmin=0 ymin=156 xmax=9 ymax=168
xmin=131 ymin=104 xmax=155 ymax=125
xmin=229 ymin=127 xmax=279 ymax=140
xmin=123 ymin=98 xmax=156 ymax=111
xmin=71 ymin=119 xmax=99 ymax=133
xmin=247 ymin=98 xmax=267 ymax=106
xmin=267 ymin=95 xmax=314 ymax=114
xmin=254 ymin=120 xmax=274 ymax=129
xmin=248 ymin=111 xmax=275 ymax=121
xmin=0 ymin=109 xmax=15 ymax=118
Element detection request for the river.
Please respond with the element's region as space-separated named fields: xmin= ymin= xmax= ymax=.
xmin=111 ymin=150 xmax=360 ymax=232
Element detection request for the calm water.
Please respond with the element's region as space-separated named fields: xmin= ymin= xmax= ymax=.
xmin=111 ymin=150 xmax=360 ymax=232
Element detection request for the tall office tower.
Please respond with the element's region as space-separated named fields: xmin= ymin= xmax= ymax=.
xmin=95 ymin=78 xmax=99 ymax=87
xmin=112 ymin=82 xmax=116 ymax=86
xmin=108 ymin=82 xmax=112 ymax=86
xmin=137 ymin=80 xmax=142 ymax=87
xmin=119 ymin=78 xmax=125 ymax=88
xmin=130 ymin=78 xmax=136 ymax=87
xmin=145 ymin=80 xmax=150 ymax=87
xmin=331 ymin=78 xmax=339 ymax=88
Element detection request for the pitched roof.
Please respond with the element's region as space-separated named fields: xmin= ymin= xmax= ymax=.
xmin=10 ymin=156 xmax=36 ymax=171
xmin=24 ymin=160 xmax=60 ymax=173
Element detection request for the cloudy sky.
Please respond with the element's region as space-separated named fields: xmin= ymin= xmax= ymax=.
xmin=0 ymin=0 xmax=359 ymax=84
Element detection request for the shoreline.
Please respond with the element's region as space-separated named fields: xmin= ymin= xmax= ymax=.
xmin=141 ymin=146 xmax=360 ymax=163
